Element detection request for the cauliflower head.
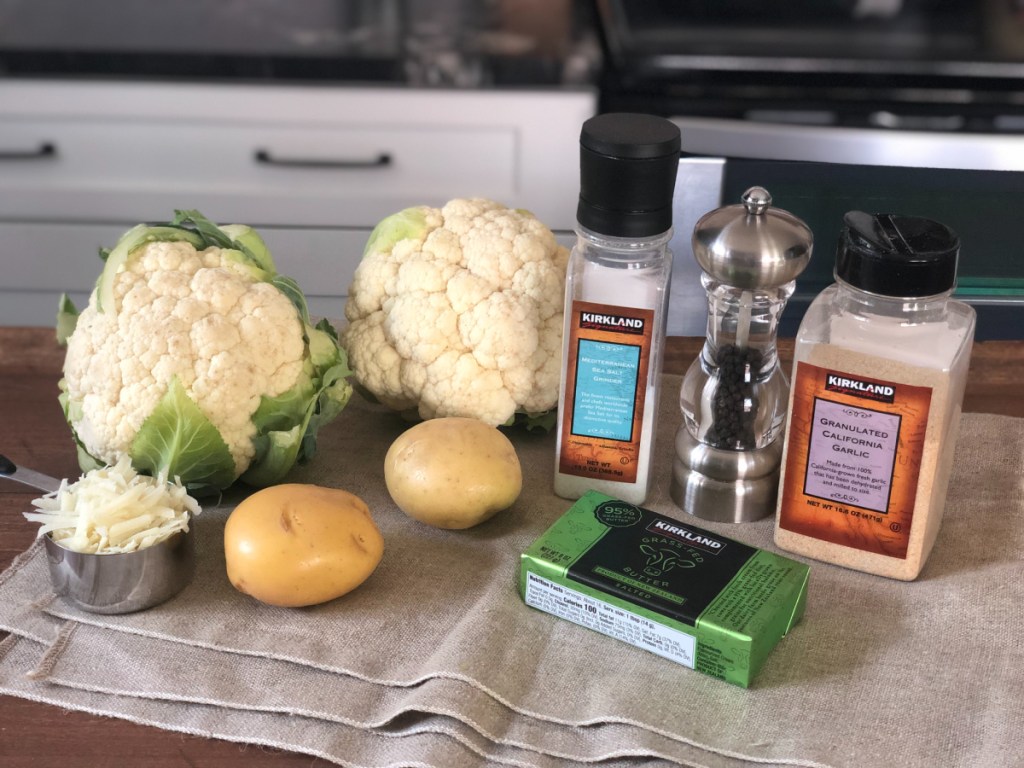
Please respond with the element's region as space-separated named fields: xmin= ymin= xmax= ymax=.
xmin=60 ymin=211 xmax=352 ymax=494
xmin=342 ymin=198 xmax=569 ymax=427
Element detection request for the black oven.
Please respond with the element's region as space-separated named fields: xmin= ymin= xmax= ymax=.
xmin=590 ymin=1 xmax=1024 ymax=340
xmin=594 ymin=0 xmax=1024 ymax=135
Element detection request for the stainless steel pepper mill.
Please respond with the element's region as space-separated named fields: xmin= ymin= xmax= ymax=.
xmin=671 ymin=187 xmax=813 ymax=522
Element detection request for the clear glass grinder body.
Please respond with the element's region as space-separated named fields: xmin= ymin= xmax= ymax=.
xmin=678 ymin=275 xmax=793 ymax=452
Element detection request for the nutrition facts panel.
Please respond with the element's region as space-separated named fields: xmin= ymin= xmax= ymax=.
xmin=524 ymin=572 xmax=696 ymax=668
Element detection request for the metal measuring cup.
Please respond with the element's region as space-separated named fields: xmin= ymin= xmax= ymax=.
xmin=2 ymin=453 xmax=196 ymax=614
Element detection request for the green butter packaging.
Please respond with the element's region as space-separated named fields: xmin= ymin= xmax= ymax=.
xmin=519 ymin=491 xmax=810 ymax=687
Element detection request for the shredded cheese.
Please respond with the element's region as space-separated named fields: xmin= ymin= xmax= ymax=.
xmin=24 ymin=455 xmax=201 ymax=554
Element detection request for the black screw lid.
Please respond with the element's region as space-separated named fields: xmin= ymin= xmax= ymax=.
xmin=577 ymin=113 xmax=681 ymax=238
xmin=836 ymin=211 xmax=960 ymax=297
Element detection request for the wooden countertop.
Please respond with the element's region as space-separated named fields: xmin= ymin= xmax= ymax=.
xmin=1 ymin=326 xmax=1021 ymax=766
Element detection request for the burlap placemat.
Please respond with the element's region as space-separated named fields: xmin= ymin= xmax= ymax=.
xmin=2 ymin=377 xmax=1022 ymax=768
xmin=0 ymin=596 xmax=745 ymax=767
xmin=3 ymin=604 xmax=752 ymax=768
xmin=0 ymin=634 xmax=670 ymax=768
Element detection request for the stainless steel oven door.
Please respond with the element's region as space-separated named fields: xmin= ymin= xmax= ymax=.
xmin=668 ymin=118 xmax=1024 ymax=339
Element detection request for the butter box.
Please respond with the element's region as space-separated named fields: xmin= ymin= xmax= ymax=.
xmin=519 ymin=491 xmax=809 ymax=687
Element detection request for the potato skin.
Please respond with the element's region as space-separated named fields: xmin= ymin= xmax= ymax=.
xmin=224 ymin=484 xmax=384 ymax=607
xmin=385 ymin=417 xmax=522 ymax=529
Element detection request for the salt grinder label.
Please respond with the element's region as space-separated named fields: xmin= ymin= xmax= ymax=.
xmin=558 ymin=300 xmax=655 ymax=484
xmin=778 ymin=362 xmax=932 ymax=559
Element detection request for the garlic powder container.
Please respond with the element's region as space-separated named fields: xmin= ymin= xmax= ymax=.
xmin=774 ymin=212 xmax=975 ymax=580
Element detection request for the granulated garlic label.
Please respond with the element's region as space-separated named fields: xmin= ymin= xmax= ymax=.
xmin=778 ymin=361 xmax=933 ymax=559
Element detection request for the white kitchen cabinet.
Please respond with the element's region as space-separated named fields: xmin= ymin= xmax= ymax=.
xmin=0 ymin=80 xmax=596 ymax=326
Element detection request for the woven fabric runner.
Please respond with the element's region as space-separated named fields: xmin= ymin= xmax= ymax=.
xmin=1 ymin=376 xmax=1022 ymax=768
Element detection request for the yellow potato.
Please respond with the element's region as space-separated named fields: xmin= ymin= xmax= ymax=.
xmin=224 ymin=484 xmax=384 ymax=607
xmin=385 ymin=416 xmax=522 ymax=529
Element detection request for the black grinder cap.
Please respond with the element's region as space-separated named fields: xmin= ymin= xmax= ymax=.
xmin=836 ymin=211 xmax=960 ymax=297
xmin=577 ymin=113 xmax=681 ymax=239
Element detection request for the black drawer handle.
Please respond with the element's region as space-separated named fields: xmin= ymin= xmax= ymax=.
xmin=0 ymin=142 xmax=57 ymax=160
xmin=254 ymin=149 xmax=392 ymax=169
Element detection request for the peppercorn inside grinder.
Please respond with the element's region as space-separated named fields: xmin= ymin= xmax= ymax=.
xmin=672 ymin=187 xmax=812 ymax=522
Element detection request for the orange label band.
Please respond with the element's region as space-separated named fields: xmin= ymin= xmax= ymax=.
xmin=558 ymin=300 xmax=655 ymax=484
xmin=778 ymin=361 xmax=932 ymax=559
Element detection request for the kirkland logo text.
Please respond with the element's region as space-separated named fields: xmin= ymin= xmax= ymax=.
xmin=580 ymin=312 xmax=646 ymax=335
xmin=646 ymin=520 xmax=726 ymax=555
xmin=825 ymin=373 xmax=896 ymax=404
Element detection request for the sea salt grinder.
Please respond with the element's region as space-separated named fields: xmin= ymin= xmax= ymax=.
xmin=672 ymin=187 xmax=812 ymax=522
xmin=554 ymin=113 xmax=680 ymax=506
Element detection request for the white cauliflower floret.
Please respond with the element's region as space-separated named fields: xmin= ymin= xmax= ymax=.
xmin=343 ymin=198 xmax=569 ymax=426
xmin=64 ymin=240 xmax=305 ymax=474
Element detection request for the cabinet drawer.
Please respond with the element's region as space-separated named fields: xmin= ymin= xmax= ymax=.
xmin=0 ymin=81 xmax=596 ymax=231
xmin=0 ymin=119 xmax=516 ymax=227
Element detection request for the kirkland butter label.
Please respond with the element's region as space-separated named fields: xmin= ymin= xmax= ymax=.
xmin=569 ymin=504 xmax=756 ymax=625
xmin=520 ymin=491 xmax=810 ymax=687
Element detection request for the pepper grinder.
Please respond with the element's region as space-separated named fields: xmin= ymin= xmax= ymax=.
xmin=671 ymin=187 xmax=812 ymax=522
